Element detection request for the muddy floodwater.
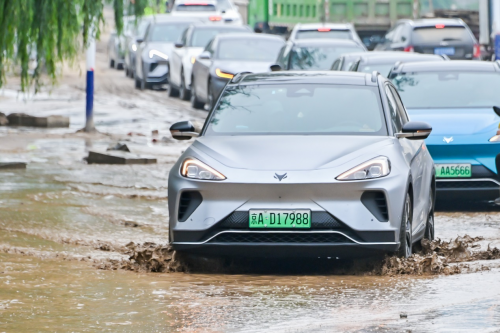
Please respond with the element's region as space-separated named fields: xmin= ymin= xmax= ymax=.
xmin=2 ymin=17 xmax=500 ymax=332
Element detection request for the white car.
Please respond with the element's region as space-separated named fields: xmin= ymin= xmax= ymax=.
xmin=168 ymin=23 xmax=251 ymax=99
xmin=170 ymin=0 xmax=242 ymax=25
xmin=289 ymin=23 xmax=363 ymax=46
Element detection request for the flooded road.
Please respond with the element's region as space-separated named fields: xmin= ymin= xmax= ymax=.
xmin=1 ymin=17 xmax=500 ymax=333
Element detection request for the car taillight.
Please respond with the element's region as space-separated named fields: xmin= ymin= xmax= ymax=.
xmin=404 ymin=46 xmax=414 ymax=52
xmin=435 ymin=24 xmax=445 ymax=29
xmin=317 ymin=27 xmax=331 ymax=32
xmin=209 ymin=16 xmax=222 ymax=21
xmin=473 ymin=44 xmax=481 ymax=59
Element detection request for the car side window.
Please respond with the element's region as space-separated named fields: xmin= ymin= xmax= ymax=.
xmin=180 ymin=29 xmax=188 ymax=45
xmin=385 ymin=26 xmax=396 ymax=43
xmin=281 ymin=43 xmax=293 ymax=69
xmin=144 ymin=25 xmax=151 ymax=42
xmin=385 ymin=85 xmax=403 ymax=133
xmin=389 ymin=86 xmax=409 ymax=123
xmin=392 ymin=24 xmax=405 ymax=43
xmin=331 ymin=58 xmax=341 ymax=70
xmin=205 ymin=40 xmax=216 ymax=56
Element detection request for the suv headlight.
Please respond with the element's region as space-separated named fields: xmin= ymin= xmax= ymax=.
xmin=336 ymin=156 xmax=391 ymax=181
xmin=181 ymin=159 xmax=226 ymax=180
xmin=148 ymin=49 xmax=168 ymax=61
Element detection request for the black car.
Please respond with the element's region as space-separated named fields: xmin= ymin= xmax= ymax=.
xmin=190 ymin=33 xmax=285 ymax=109
xmin=374 ymin=18 xmax=480 ymax=60
xmin=332 ymin=51 xmax=447 ymax=76
xmin=134 ymin=17 xmax=198 ymax=90
xmin=274 ymin=39 xmax=366 ymax=71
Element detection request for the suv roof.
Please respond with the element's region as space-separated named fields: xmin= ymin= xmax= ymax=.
xmin=232 ymin=71 xmax=379 ymax=87
xmin=397 ymin=18 xmax=466 ymax=28
xmin=292 ymin=38 xmax=363 ymax=48
xmin=216 ymin=33 xmax=283 ymax=42
xmin=190 ymin=22 xmax=250 ymax=30
xmin=392 ymin=60 xmax=500 ymax=73
xmin=294 ymin=23 xmax=354 ymax=30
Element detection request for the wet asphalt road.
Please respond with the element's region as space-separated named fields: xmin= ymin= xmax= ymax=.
xmin=1 ymin=26 xmax=500 ymax=332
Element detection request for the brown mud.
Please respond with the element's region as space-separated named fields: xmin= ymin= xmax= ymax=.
xmin=109 ymin=235 xmax=500 ymax=276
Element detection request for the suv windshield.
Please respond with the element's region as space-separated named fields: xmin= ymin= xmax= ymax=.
xmin=290 ymin=45 xmax=365 ymax=70
xmin=190 ymin=28 xmax=246 ymax=47
xmin=217 ymin=39 xmax=283 ymax=61
xmin=149 ymin=23 xmax=191 ymax=42
xmin=392 ymin=72 xmax=500 ymax=108
xmin=216 ymin=0 xmax=232 ymax=11
xmin=296 ymin=30 xmax=352 ymax=40
xmin=412 ymin=26 xmax=473 ymax=44
xmin=205 ymin=84 xmax=387 ymax=135
xmin=176 ymin=4 xmax=216 ymax=11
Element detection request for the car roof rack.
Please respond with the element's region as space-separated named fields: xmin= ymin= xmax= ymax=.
xmin=231 ymin=72 xmax=253 ymax=83
xmin=371 ymin=71 xmax=379 ymax=83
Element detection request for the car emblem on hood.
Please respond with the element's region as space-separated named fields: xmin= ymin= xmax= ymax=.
xmin=274 ymin=173 xmax=287 ymax=181
xmin=443 ymin=137 xmax=454 ymax=144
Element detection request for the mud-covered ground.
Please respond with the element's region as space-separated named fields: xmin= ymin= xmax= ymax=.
xmin=1 ymin=14 xmax=500 ymax=333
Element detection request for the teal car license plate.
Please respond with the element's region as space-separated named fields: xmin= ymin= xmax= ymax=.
xmin=435 ymin=164 xmax=471 ymax=178
xmin=249 ymin=209 xmax=311 ymax=228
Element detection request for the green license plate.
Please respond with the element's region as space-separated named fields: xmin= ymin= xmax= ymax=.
xmin=435 ymin=164 xmax=471 ymax=178
xmin=249 ymin=210 xmax=311 ymax=228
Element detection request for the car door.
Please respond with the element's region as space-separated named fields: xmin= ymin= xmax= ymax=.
xmin=171 ymin=29 xmax=189 ymax=87
xmin=135 ymin=24 xmax=151 ymax=79
xmin=196 ymin=40 xmax=216 ymax=102
xmin=389 ymin=85 xmax=428 ymax=234
xmin=385 ymin=84 xmax=423 ymax=234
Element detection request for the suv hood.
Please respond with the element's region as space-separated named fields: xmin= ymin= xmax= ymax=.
xmin=408 ymin=107 xmax=499 ymax=144
xmin=190 ymin=136 xmax=393 ymax=171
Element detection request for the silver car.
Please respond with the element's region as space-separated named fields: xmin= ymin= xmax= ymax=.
xmin=168 ymin=71 xmax=435 ymax=259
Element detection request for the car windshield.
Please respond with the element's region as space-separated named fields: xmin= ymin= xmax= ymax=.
xmin=217 ymin=39 xmax=284 ymax=61
xmin=190 ymin=28 xmax=246 ymax=47
xmin=391 ymin=72 xmax=500 ymax=108
xmin=411 ymin=26 xmax=473 ymax=44
xmin=358 ymin=64 xmax=394 ymax=76
xmin=176 ymin=4 xmax=216 ymax=11
xmin=216 ymin=0 xmax=232 ymax=11
xmin=290 ymin=45 xmax=365 ymax=70
xmin=296 ymin=30 xmax=352 ymax=40
xmin=149 ymin=23 xmax=191 ymax=42
xmin=205 ymin=84 xmax=387 ymax=135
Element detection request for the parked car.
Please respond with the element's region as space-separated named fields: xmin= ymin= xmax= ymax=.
xmin=274 ymin=39 xmax=366 ymax=71
xmin=390 ymin=61 xmax=500 ymax=202
xmin=168 ymin=23 xmax=251 ymax=99
xmin=374 ymin=18 xmax=480 ymax=60
xmin=123 ymin=16 xmax=156 ymax=78
xmin=134 ymin=17 xmax=198 ymax=90
xmin=168 ymin=71 xmax=435 ymax=259
xmin=288 ymin=23 xmax=363 ymax=45
xmin=332 ymin=51 xmax=447 ymax=76
xmin=190 ymin=33 xmax=285 ymax=109
xmin=108 ymin=16 xmax=135 ymax=70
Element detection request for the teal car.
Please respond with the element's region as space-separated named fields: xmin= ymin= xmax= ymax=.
xmin=390 ymin=61 xmax=500 ymax=202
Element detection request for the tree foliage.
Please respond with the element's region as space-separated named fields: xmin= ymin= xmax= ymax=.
xmin=0 ymin=0 xmax=151 ymax=92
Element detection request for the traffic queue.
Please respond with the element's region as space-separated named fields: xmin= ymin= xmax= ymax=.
xmin=108 ymin=0 xmax=500 ymax=258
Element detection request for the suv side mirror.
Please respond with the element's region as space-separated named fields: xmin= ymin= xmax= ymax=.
xmin=396 ymin=121 xmax=432 ymax=140
xmin=199 ymin=51 xmax=211 ymax=60
xmin=270 ymin=64 xmax=282 ymax=72
xmin=175 ymin=42 xmax=184 ymax=48
xmin=170 ymin=121 xmax=199 ymax=140
xmin=136 ymin=38 xmax=144 ymax=43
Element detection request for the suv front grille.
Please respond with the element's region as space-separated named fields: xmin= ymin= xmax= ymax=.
xmin=208 ymin=232 xmax=352 ymax=243
xmin=436 ymin=181 xmax=499 ymax=189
